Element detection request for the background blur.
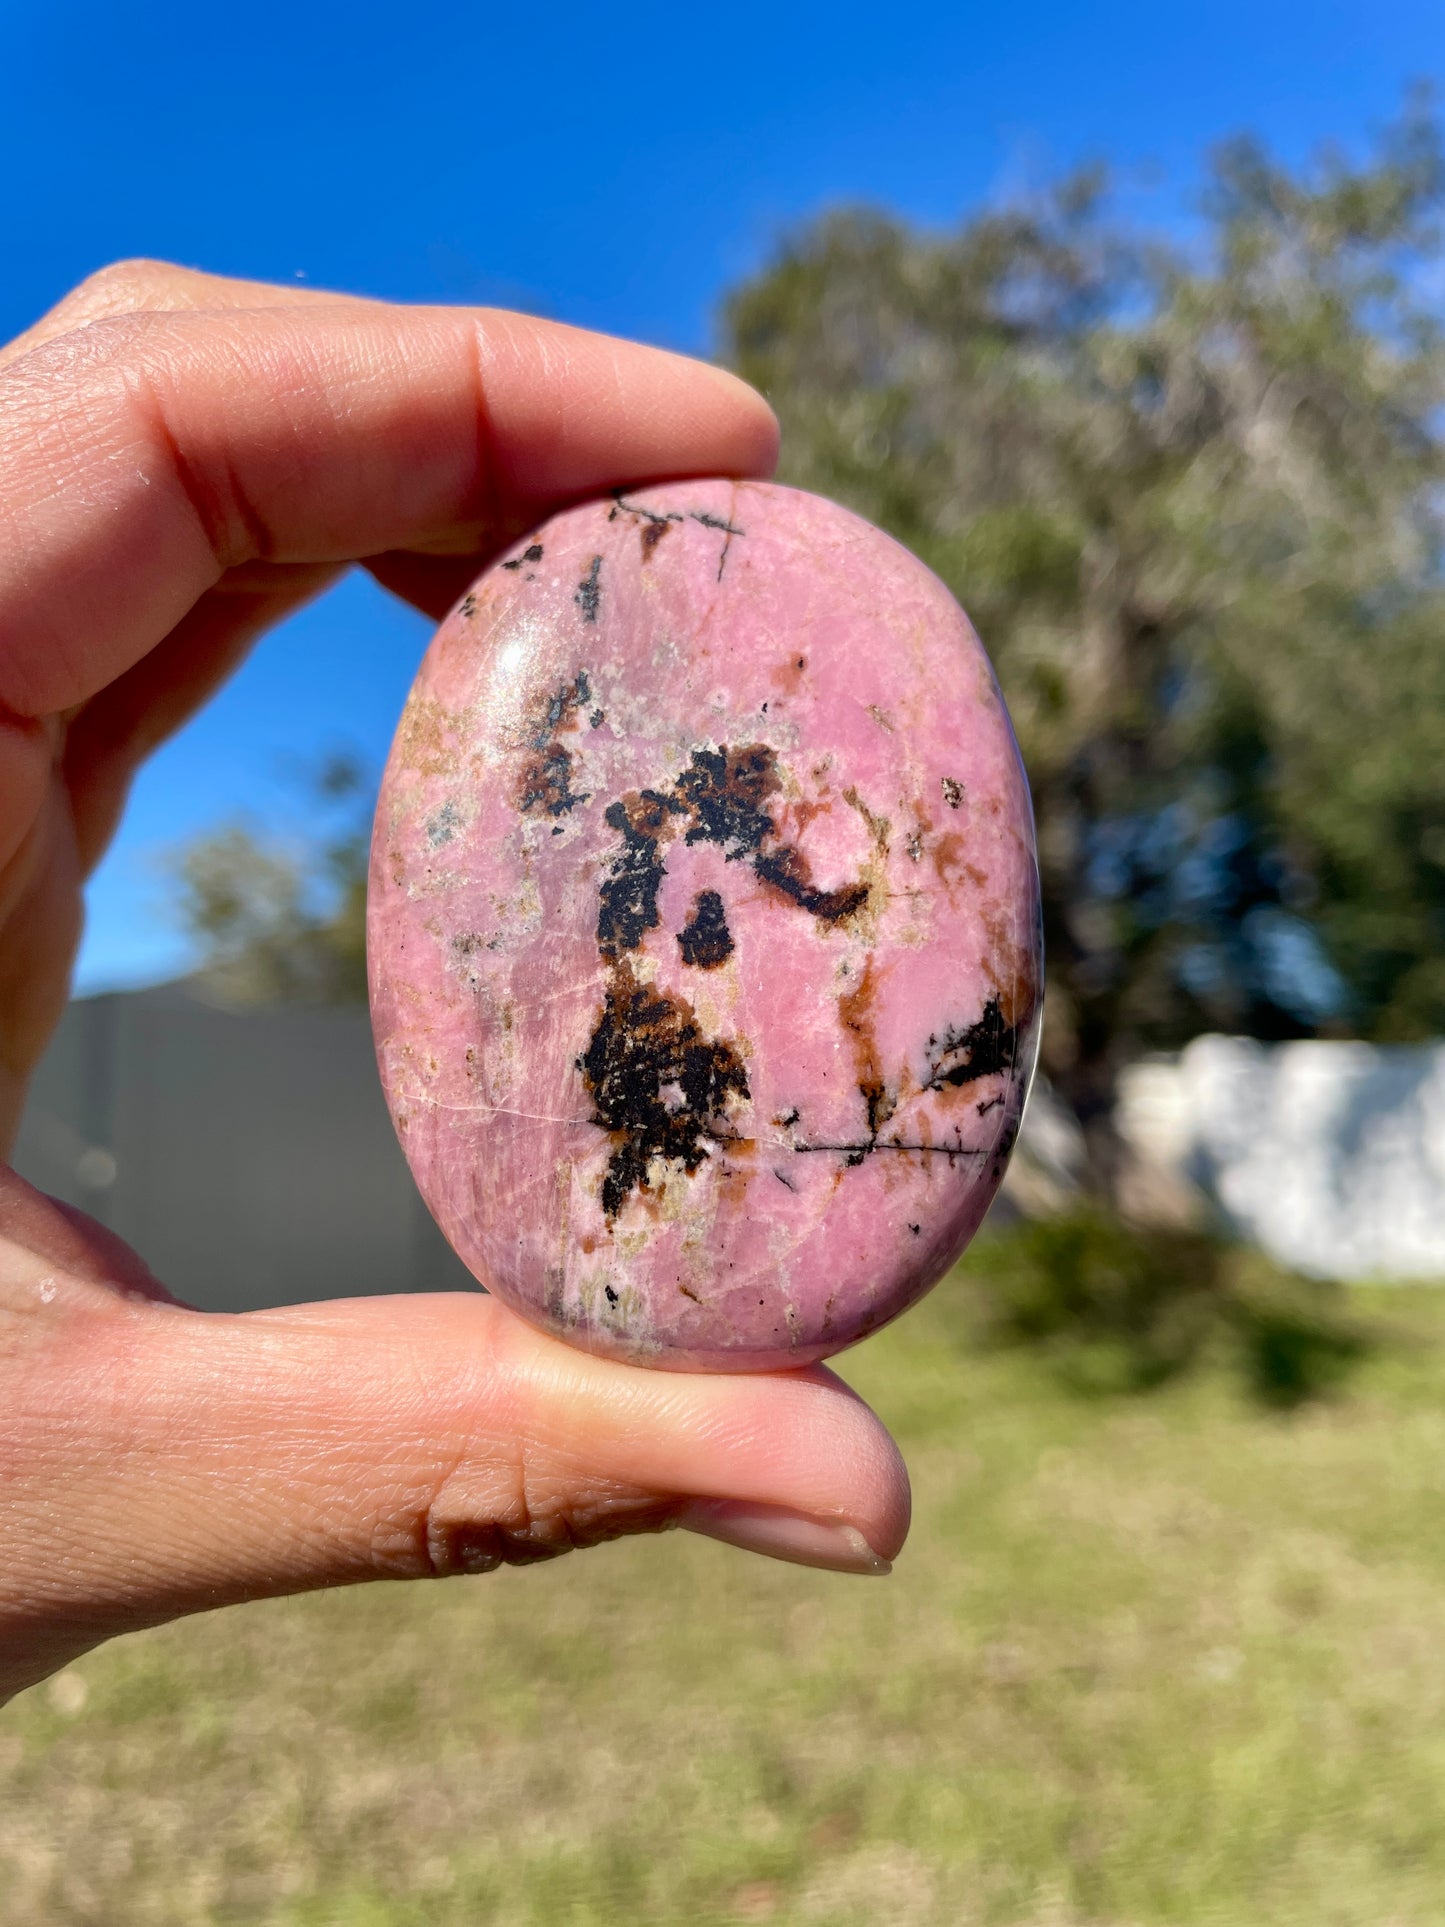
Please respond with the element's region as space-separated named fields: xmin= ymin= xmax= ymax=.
xmin=6 ymin=3 xmax=1445 ymax=1922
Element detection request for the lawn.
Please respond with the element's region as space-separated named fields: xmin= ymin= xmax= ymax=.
xmin=6 ymin=1237 xmax=1445 ymax=1925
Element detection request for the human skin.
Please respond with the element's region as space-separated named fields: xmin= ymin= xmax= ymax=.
xmin=0 ymin=263 xmax=909 ymax=1708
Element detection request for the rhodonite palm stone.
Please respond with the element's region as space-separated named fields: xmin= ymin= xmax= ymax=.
xmin=368 ymin=480 xmax=1041 ymax=1370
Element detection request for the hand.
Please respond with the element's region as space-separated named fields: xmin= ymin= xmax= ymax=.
xmin=0 ymin=263 xmax=909 ymax=1706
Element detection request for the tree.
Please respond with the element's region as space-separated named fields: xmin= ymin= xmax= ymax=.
xmin=724 ymin=103 xmax=1445 ymax=1162
xmin=169 ymin=108 xmax=1445 ymax=1178
xmin=168 ymin=753 xmax=370 ymax=1007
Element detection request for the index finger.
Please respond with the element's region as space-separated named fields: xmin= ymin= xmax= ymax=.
xmin=0 ymin=258 xmax=366 ymax=371
xmin=0 ymin=291 xmax=779 ymax=717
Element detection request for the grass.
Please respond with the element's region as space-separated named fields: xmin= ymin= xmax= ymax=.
xmin=6 ymin=1232 xmax=1445 ymax=1925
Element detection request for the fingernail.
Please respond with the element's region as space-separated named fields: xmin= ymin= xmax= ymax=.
xmin=678 ymin=1502 xmax=892 ymax=1576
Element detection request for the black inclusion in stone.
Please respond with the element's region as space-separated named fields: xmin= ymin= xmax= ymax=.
xmin=579 ymin=739 xmax=880 ymax=1221
xmin=674 ymin=744 xmax=777 ymax=857
xmin=528 ymin=670 xmax=593 ymax=750
xmin=925 ymin=997 xmax=1018 ymax=1091
xmin=596 ymin=791 xmax=680 ymax=960
xmin=516 ymin=671 xmax=595 ymax=820
xmin=518 ymin=741 xmax=588 ymax=818
xmin=578 ymin=962 xmax=750 ymax=1220
xmin=753 ymin=846 xmax=870 ymax=924
xmin=677 ymin=890 xmax=734 ymax=969
xmin=575 ymin=554 xmax=603 ymax=622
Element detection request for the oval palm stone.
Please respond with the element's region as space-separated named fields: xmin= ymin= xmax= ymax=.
xmin=368 ymin=481 xmax=1041 ymax=1370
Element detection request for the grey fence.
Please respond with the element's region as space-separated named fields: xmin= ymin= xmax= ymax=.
xmin=11 ymin=983 xmax=476 ymax=1311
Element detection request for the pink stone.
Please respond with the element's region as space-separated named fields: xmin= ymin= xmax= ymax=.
xmin=368 ymin=481 xmax=1041 ymax=1371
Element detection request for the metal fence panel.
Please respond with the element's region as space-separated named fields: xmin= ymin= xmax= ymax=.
xmin=12 ymin=985 xmax=477 ymax=1311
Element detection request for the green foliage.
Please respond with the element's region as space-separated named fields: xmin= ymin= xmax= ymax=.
xmin=167 ymin=753 xmax=370 ymax=1007
xmin=971 ymin=1209 xmax=1372 ymax=1404
xmin=168 ymin=106 xmax=1445 ymax=1132
xmin=724 ymin=99 xmax=1445 ymax=1120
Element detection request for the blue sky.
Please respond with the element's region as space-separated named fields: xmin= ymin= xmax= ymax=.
xmin=2 ymin=0 xmax=1439 ymax=991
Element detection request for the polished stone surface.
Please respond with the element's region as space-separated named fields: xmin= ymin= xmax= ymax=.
xmin=368 ymin=481 xmax=1041 ymax=1369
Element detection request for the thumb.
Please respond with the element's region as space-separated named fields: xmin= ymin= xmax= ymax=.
xmin=0 ymin=1180 xmax=910 ymax=1703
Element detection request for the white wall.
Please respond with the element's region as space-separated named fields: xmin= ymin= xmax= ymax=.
xmin=1117 ymin=1037 xmax=1445 ymax=1282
